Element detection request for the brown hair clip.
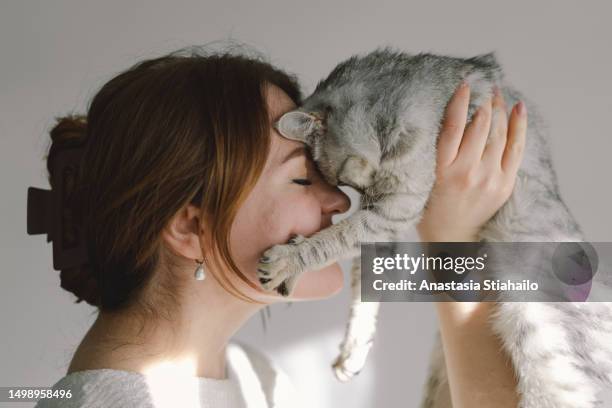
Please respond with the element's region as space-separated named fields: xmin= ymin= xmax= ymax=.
xmin=27 ymin=145 xmax=89 ymax=271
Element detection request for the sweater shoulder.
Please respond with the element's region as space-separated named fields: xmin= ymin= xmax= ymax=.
xmin=34 ymin=368 xmax=155 ymax=408
xmin=226 ymin=341 xmax=303 ymax=408
xmin=33 ymin=342 xmax=301 ymax=408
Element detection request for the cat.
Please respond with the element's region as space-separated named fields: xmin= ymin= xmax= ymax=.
xmin=255 ymin=47 xmax=612 ymax=407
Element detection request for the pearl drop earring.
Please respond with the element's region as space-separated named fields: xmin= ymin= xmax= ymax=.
xmin=194 ymin=258 xmax=206 ymax=281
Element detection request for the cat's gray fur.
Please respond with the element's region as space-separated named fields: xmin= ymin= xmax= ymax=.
xmin=256 ymin=47 xmax=612 ymax=407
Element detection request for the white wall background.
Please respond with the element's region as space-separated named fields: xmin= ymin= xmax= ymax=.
xmin=1 ymin=0 xmax=611 ymax=406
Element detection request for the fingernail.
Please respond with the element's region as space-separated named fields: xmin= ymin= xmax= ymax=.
xmin=493 ymin=86 xmax=500 ymax=96
xmin=517 ymin=100 xmax=526 ymax=116
xmin=459 ymin=80 xmax=469 ymax=89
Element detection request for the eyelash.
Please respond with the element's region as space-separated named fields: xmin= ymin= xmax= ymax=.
xmin=292 ymin=178 xmax=312 ymax=186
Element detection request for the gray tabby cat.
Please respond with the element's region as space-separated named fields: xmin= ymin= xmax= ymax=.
xmin=256 ymin=47 xmax=612 ymax=407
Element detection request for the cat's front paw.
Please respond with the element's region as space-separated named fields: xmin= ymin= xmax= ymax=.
xmin=257 ymin=234 xmax=306 ymax=296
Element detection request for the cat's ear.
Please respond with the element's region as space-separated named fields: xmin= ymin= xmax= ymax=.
xmin=467 ymin=52 xmax=500 ymax=69
xmin=462 ymin=52 xmax=504 ymax=86
xmin=274 ymin=111 xmax=325 ymax=143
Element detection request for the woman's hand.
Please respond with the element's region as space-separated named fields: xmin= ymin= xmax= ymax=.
xmin=416 ymin=82 xmax=527 ymax=242
xmin=416 ymin=83 xmax=528 ymax=408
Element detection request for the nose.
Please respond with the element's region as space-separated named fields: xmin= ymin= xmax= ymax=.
xmin=315 ymin=180 xmax=351 ymax=217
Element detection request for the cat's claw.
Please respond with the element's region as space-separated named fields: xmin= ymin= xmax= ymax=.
xmin=276 ymin=274 xmax=301 ymax=296
xmin=257 ymin=234 xmax=306 ymax=296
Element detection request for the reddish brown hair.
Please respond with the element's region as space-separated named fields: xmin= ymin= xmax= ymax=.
xmin=45 ymin=47 xmax=302 ymax=312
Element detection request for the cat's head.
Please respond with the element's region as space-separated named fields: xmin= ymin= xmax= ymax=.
xmin=274 ymin=49 xmax=504 ymax=193
xmin=273 ymin=93 xmax=382 ymax=193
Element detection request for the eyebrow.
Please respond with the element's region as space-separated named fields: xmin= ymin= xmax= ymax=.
xmin=280 ymin=146 xmax=308 ymax=165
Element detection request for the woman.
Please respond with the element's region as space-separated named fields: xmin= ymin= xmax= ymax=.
xmin=34 ymin=47 xmax=526 ymax=407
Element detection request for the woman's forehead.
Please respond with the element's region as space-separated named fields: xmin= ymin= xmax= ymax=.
xmin=268 ymin=132 xmax=306 ymax=166
xmin=265 ymin=84 xmax=297 ymax=123
xmin=264 ymin=84 xmax=305 ymax=167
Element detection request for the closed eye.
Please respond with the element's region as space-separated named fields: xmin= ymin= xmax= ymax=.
xmin=292 ymin=178 xmax=312 ymax=186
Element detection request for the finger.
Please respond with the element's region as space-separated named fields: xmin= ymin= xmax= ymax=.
xmin=455 ymin=95 xmax=493 ymax=168
xmin=437 ymin=81 xmax=471 ymax=168
xmin=481 ymin=87 xmax=509 ymax=168
xmin=501 ymin=101 xmax=528 ymax=176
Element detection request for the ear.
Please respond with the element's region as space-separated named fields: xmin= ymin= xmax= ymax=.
xmin=467 ymin=52 xmax=500 ymax=69
xmin=161 ymin=203 xmax=205 ymax=261
xmin=462 ymin=51 xmax=504 ymax=87
xmin=274 ymin=111 xmax=325 ymax=143
xmin=460 ymin=52 xmax=504 ymax=119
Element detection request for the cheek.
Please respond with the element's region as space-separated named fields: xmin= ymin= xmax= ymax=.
xmin=228 ymin=191 xmax=322 ymax=285
xmin=260 ymin=194 xmax=321 ymax=243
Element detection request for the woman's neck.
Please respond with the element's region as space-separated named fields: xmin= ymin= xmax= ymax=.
xmin=67 ymin=284 xmax=263 ymax=380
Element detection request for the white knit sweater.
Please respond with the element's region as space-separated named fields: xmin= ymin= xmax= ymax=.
xmin=34 ymin=341 xmax=301 ymax=408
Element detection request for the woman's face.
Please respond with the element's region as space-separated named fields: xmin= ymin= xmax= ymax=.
xmin=228 ymin=84 xmax=351 ymax=303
